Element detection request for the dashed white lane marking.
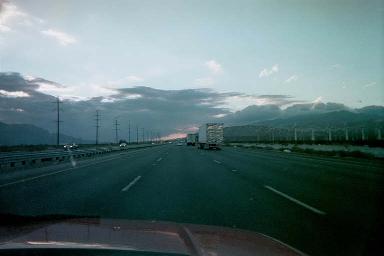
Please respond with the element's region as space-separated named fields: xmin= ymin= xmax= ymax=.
xmin=214 ymin=160 xmax=221 ymax=164
xmin=157 ymin=157 xmax=163 ymax=162
xmin=264 ymin=185 xmax=326 ymax=215
xmin=121 ymin=176 xmax=142 ymax=192
xmin=231 ymin=169 xmax=238 ymax=172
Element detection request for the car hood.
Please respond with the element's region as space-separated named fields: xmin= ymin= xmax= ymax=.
xmin=0 ymin=215 xmax=305 ymax=256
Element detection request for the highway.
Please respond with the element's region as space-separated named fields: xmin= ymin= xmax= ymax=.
xmin=0 ymin=144 xmax=383 ymax=256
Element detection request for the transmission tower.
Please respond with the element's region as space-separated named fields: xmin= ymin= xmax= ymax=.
xmin=52 ymin=97 xmax=63 ymax=146
xmin=95 ymin=110 xmax=100 ymax=145
xmin=114 ymin=119 xmax=120 ymax=144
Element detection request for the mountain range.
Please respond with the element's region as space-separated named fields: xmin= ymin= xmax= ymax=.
xmin=0 ymin=72 xmax=383 ymax=145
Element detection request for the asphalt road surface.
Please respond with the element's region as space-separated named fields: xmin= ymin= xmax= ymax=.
xmin=0 ymin=144 xmax=383 ymax=255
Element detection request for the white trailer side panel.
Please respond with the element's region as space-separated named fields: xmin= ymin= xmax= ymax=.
xmin=198 ymin=124 xmax=207 ymax=143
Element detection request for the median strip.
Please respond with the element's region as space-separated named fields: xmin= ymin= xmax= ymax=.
xmin=264 ymin=185 xmax=326 ymax=215
xmin=121 ymin=175 xmax=142 ymax=192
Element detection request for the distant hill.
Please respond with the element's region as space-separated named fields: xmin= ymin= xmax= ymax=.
xmin=0 ymin=122 xmax=90 ymax=145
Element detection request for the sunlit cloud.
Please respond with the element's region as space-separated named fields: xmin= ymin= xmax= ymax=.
xmin=41 ymin=29 xmax=77 ymax=46
xmin=285 ymin=75 xmax=298 ymax=83
xmin=0 ymin=1 xmax=43 ymax=32
xmin=0 ymin=1 xmax=27 ymax=32
xmin=310 ymin=96 xmax=323 ymax=109
xmin=213 ymin=113 xmax=227 ymax=118
xmin=124 ymin=93 xmax=142 ymax=99
xmin=34 ymin=81 xmax=74 ymax=95
xmin=259 ymin=64 xmax=279 ymax=78
xmin=10 ymin=107 xmax=24 ymax=112
xmin=205 ymin=60 xmax=222 ymax=74
xmin=100 ymin=97 xmax=117 ymax=103
xmin=161 ymin=132 xmax=186 ymax=140
xmin=0 ymin=89 xmax=30 ymax=97
xmin=221 ymin=93 xmax=294 ymax=112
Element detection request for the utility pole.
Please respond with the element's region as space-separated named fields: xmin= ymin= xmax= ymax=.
xmin=53 ymin=97 xmax=62 ymax=146
xmin=136 ymin=125 xmax=139 ymax=144
xmin=142 ymin=128 xmax=145 ymax=143
xmin=95 ymin=110 xmax=100 ymax=145
xmin=114 ymin=119 xmax=120 ymax=144
xmin=345 ymin=127 xmax=349 ymax=141
xmin=328 ymin=127 xmax=332 ymax=142
xmin=361 ymin=127 xmax=365 ymax=141
xmin=294 ymin=126 xmax=297 ymax=142
xmin=128 ymin=120 xmax=131 ymax=144
xmin=377 ymin=128 xmax=382 ymax=140
xmin=311 ymin=128 xmax=315 ymax=142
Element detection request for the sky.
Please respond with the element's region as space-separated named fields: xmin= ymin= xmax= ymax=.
xmin=0 ymin=0 xmax=383 ymax=110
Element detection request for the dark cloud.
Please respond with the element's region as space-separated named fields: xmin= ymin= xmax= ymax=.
xmin=0 ymin=72 xmax=306 ymax=142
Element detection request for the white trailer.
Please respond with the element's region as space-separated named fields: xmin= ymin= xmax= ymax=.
xmin=198 ymin=123 xmax=224 ymax=149
xmin=186 ymin=133 xmax=198 ymax=146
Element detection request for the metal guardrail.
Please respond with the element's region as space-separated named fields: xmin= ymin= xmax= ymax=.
xmin=0 ymin=144 xmax=157 ymax=169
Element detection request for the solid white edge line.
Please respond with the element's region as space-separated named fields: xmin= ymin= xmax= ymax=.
xmin=121 ymin=175 xmax=142 ymax=192
xmin=264 ymin=185 xmax=326 ymax=215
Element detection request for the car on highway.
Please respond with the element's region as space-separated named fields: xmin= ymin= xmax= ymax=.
xmin=119 ymin=142 xmax=128 ymax=148
xmin=63 ymin=143 xmax=79 ymax=150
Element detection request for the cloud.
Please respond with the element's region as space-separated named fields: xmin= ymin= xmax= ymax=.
xmin=205 ymin=60 xmax=222 ymax=74
xmin=0 ymin=72 xmax=303 ymax=142
xmin=285 ymin=75 xmax=298 ymax=83
xmin=0 ymin=1 xmax=43 ymax=33
xmin=363 ymin=82 xmax=376 ymax=88
xmin=41 ymin=29 xmax=77 ymax=46
xmin=0 ymin=89 xmax=30 ymax=97
xmin=259 ymin=64 xmax=279 ymax=78
xmin=220 ymin=94 xmax=295 ymax=112
xmin=161 ymin=133 xmax=187 ymax=140
xmin=213 ymin=113 xmax=227 ymax=118
xmin=195 ymin=77 xmax=214 ymax=86
xmin=0 ymin=1 xmax=27 ymax=32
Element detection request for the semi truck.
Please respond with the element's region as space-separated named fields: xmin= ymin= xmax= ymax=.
xmin=198 ymin=123 xmax=224 ymax=149
xmin=186 ymin=133 xmax=198 ymax=146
